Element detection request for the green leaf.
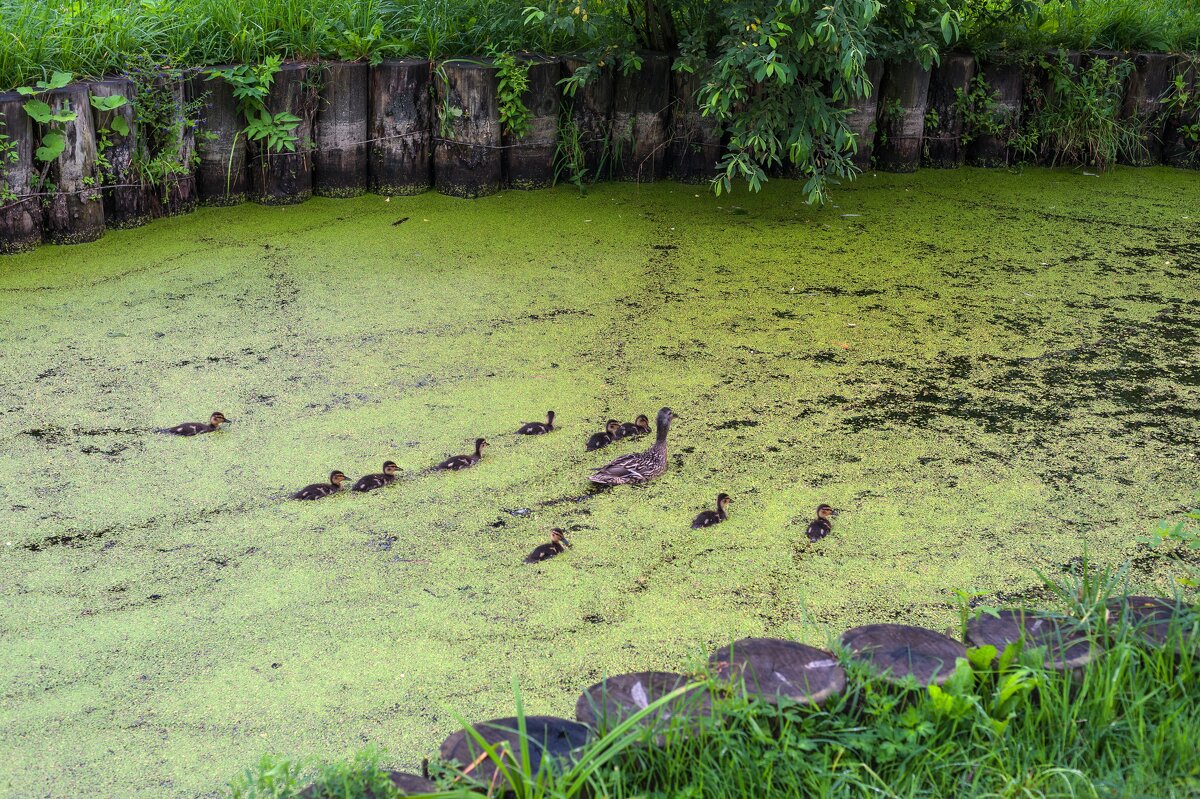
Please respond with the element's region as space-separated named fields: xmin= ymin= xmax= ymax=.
xmin=90 ymin=94 xmax=127 ymax=112
xmin=111 ymin=117 xmax=130 ymax=137
xmin=966 ymin=645 xmax=997 ymax=671
xmin=35 ymin=131 xmax=66 ymax=162
xmin=23 ymin=98 xmax=53 ymax=123
xmin=43 ymin=71 xmax=73 ymax=91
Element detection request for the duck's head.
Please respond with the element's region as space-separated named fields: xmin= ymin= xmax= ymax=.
xmin=546 ymin=410 xmax=556 ymax=424
xmin=817 ymin=504 xmax=836 ymax=520
xmin=656 ymin=407 xmax=678 ymax=428
xmin=383 ymin=461 xmax=400 ymax=475
xmin=635 ymin=414 xmax=650 ymax=431
xmin=718 ymin=492 xmax=732 ymax=510
xmin=330 ymin=470 xmax=348 ymax=486
xmin=210 ymin=412 xmax=228 ymax=427
xmin=605 ymin=420 xmax=621 ymax=434
xmin=475 ymin=437 xmax=489 ymax=453
xmin=551 ymin=527 xmax=572 ymax=547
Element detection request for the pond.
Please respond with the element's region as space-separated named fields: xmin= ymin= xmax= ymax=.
xmin=1 ymin=167 xmax=1197 ymax=797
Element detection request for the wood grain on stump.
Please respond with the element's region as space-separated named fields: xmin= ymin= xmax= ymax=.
xmin=575 ymin=671 xmax=710 ymax=732
xmin=966 ymin=610 xmax=1095 ymax=671
xmin=314 ymin=61 xmax=369 ymax=197
xmin=155 ymin=74 xmax=198 ymax=217
xmin=875 ymin=61 xmax=931 ymax=172
xmin=842 ymin=624 xmax=966 ymax=686
xmin=1107 ymin=595 xmax=1198 ymax=653
xmin=0 ymin=91 xmax=43 ymax=253
xmin=370 ymin=59 xmax=432 ymax=196
xmin=968 ymin=62 xmax=1023 ymax=168
xmin=923 ymin=53 xmax=975 ymax=168
xmin=503 ymin=55 xmax=561 ymax=190
xmin=613 ymin=51 xmax=670 ymax=182
xmin=1164 ymin=56 xmax=1198 ymax=168
xmin=250 ymin=62 xmax=315 ymax=205
xmin=1120 ymin=52 xmax=1175 ymax=165
xmin=434 ymin=59 xmax=502 ymax=198
xmin=847 ymin=59 xmax=885 ymax=171
xmin=89 ymin=78 xmax=149 ymax=229
xmin=565 ymin=58 xmax=614 ymax=180
xmin=42 ymin=84 xmax=105 ymax=245
xmin=710 ymin=637 xmax=846 ymax=706
xmin=193 ymin=69 xmax=248 ymax=205
xmin=440 ymin=715 xmax=590 ymax=787
xmin=298 ymin=771 xmax=435 ymax=798
xmin=668 ymin=67 xmax=721 ymax=183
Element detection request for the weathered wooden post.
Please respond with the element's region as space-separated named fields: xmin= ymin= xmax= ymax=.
xmin=923 ymin=53 xmax=975 ymax=168
xmin=576 ymin=672 xmax=710 ymax=734
xmin=193 ymin=68 xmax=248 ymax=205
xmin=502 ymin=55 xmax=561 ymax=189
xmin=156 ymin=74 xmax=198 ymax=216
xmin=966 ymin=610 xmax=1096 ymax=672
xmin=710 ymin=638 xmax=846 ymax=706
xmin=314 ymin=61 xmax=369 ymax=197
xmin=967 ymin=60 xmax=1023 ymax=167
xmin=613 ymin=51 xmax=671 ymax=181
xmin=1120 ymin=52 xmax=1175 ymax=166
xmin=1026 ymin=50 xmax=1082 ymax=164
xmin=874 ymin=61 xmax=931 ymax=172
xmin=847 ymin=60 xmax=885 ymax=171
xmin=0 ymin=92 xmax=43 ymax=253
xmin=434 ymin=59 xmax=502 ymax=198
xmin=89 ymin=78 xmax=148 ymax=228
xmin=43 ymin=83 xmax=105 ymax=244
xmin=441 ymin=717 xmax=590 ymax=787
xmin=1163 ymin=56 xmax=1198 ymax=168
xmin=842 ymin=624 xmax=966 ymax=687
xmin=369 ymin=58 xmax=433 ymax=196
xmin=668 ymin=67 xmax=722 ymax=183
xmin=250 ymin=62 xmax=316 ymax=205
xmin=565 ymin=57 xmax=614 ymax=180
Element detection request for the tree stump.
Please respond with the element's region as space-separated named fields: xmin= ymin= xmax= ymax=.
xmin=369 ymin=59 xmax=432 ymax=196
xmin=434 ymin=59 xmax=502 ymax=198
xmin=923 ymin=53 xmax=975 ymax=168
xmin=1120 ymin=52 xmax=1175 ymax=166
xmin=88 ymin=78 xmax=149 ymax=229
xmin=440 ymin=716 xmax=590 ymax=787
xmin=575 ymin=671 xmax=710 ymax=733
xmin=875 ymin=61 xmax=931 ymax=172
xmin=0 ymin=91 xmax=43 ymax=254
xmin=1026 ymin=50 xmax=1083 ymax=164
xmin=842 ymin=624 xmax=966 ymax=686
xmin=1163 ymin=56 xmax=1199 ymax=168
xmin=1107 ymin=595 xmax=1198 ymax=654
xmin=250 ymin=62 xmax=316 ymax=205
xmin=299 ymin=771 xmax=434 ymax=798
xmin=668 ymin=67 xmax=721 ymax=183
xmin=967 ymin=61 xmax=1023 ymax=167
xmin=966 ymin=610 xmax=1096 ymax=671
xmin=613 ymin=51 xmax=670 ymax=182
xmin=565 ymin=57 xmax=614 ymax=181
xmin=503 ymin=55 xmax=561 ymax=190
xmin=153 ymin=74 xmax=198 ymax=217
xmin=847 ymin=59 xmax=885 ymax=171
xmin=193 ymin=68 xmax=248 ymax=205
xmin=314 ymin=61 xmax=369 ymax=197
xmin=42 ymin=83 xmax=105 ymax=245
xmin=710 ymin=637 xmax=846 ymax=706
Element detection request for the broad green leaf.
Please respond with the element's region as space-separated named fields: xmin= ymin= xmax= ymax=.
xmin=111 ymin=117 xmax=130 ymax=137
xmin=35 ymin=131 xmax=66 ymax=162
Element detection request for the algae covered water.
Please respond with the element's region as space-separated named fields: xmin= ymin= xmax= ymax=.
xmin=1 ymin=169 xmax=1197 ymax=797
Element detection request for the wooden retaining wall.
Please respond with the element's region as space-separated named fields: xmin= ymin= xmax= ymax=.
xmin=3 ymin=51 xmax=1199 ymax=252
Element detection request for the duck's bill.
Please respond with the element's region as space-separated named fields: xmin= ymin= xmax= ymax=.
xmin=561 ymin=538 xmax=573 ymax=548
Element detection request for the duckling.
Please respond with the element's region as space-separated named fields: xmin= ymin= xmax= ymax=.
xmin=805 ymin=504 xmax=837 ymax=542
xmin=590 ymin=407 xmax=678 ymax=485
xmin=586 ymin=420 xmax=622 ymax=452
xmin=438 ymin=438 xmax=487 ymax=470
xmin=162 ymin=412 xmax=230 ymax=436
xmin=525 ymin=528 xmax=572 ymax=563
xmin=692 ymin=492 xmax=732 ymax=528
xmin=352 ymin=460 xmax=400 ymax=492
xmin=617 ymin=414 xmax=651 ymax=438
xmin=294 ymin=470 xmax=348 ymax=500
xmin=517 ymin=410 xmax=555 ymax=435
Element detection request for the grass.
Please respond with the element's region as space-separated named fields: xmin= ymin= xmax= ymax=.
xmin=965 ymin=0 xmax=1200 ymax=55
xmin=0 ymin=170 xmax=1198 ymax=797
xmin=236 ymin=563 xmax=1200 ymax=799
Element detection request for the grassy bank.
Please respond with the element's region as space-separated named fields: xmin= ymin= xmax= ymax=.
xmin=1 ymin=170 xmax=1198 ymax=797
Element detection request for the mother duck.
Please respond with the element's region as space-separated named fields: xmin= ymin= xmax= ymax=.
xmin=589 ymin=407 xmax=677 ymax=485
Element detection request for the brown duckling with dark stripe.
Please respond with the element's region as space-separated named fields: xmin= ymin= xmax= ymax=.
xmin=616 ymin=414 xmax=651 ymax=439
xmin=692 ymin=493 xmax=732 ymax=528
xmin=352 ymin=461 xmax=400 ymax=492
xmin=806 ymin=504 xmax=837 ymax=542
xmin=294 ymin=470 xmax=349 ymax=500
xmin=162 ymin=412 xmax=230 ymax=436
xmin=525 ymin=528 xmax=572 ymax=563
xmin=438 ymin=438 xmax=487 ymax=470
xmin=517 ymin=411 xmax=555 ymax=435
xmin=586 ymin=420 xmax=622 ymax=452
